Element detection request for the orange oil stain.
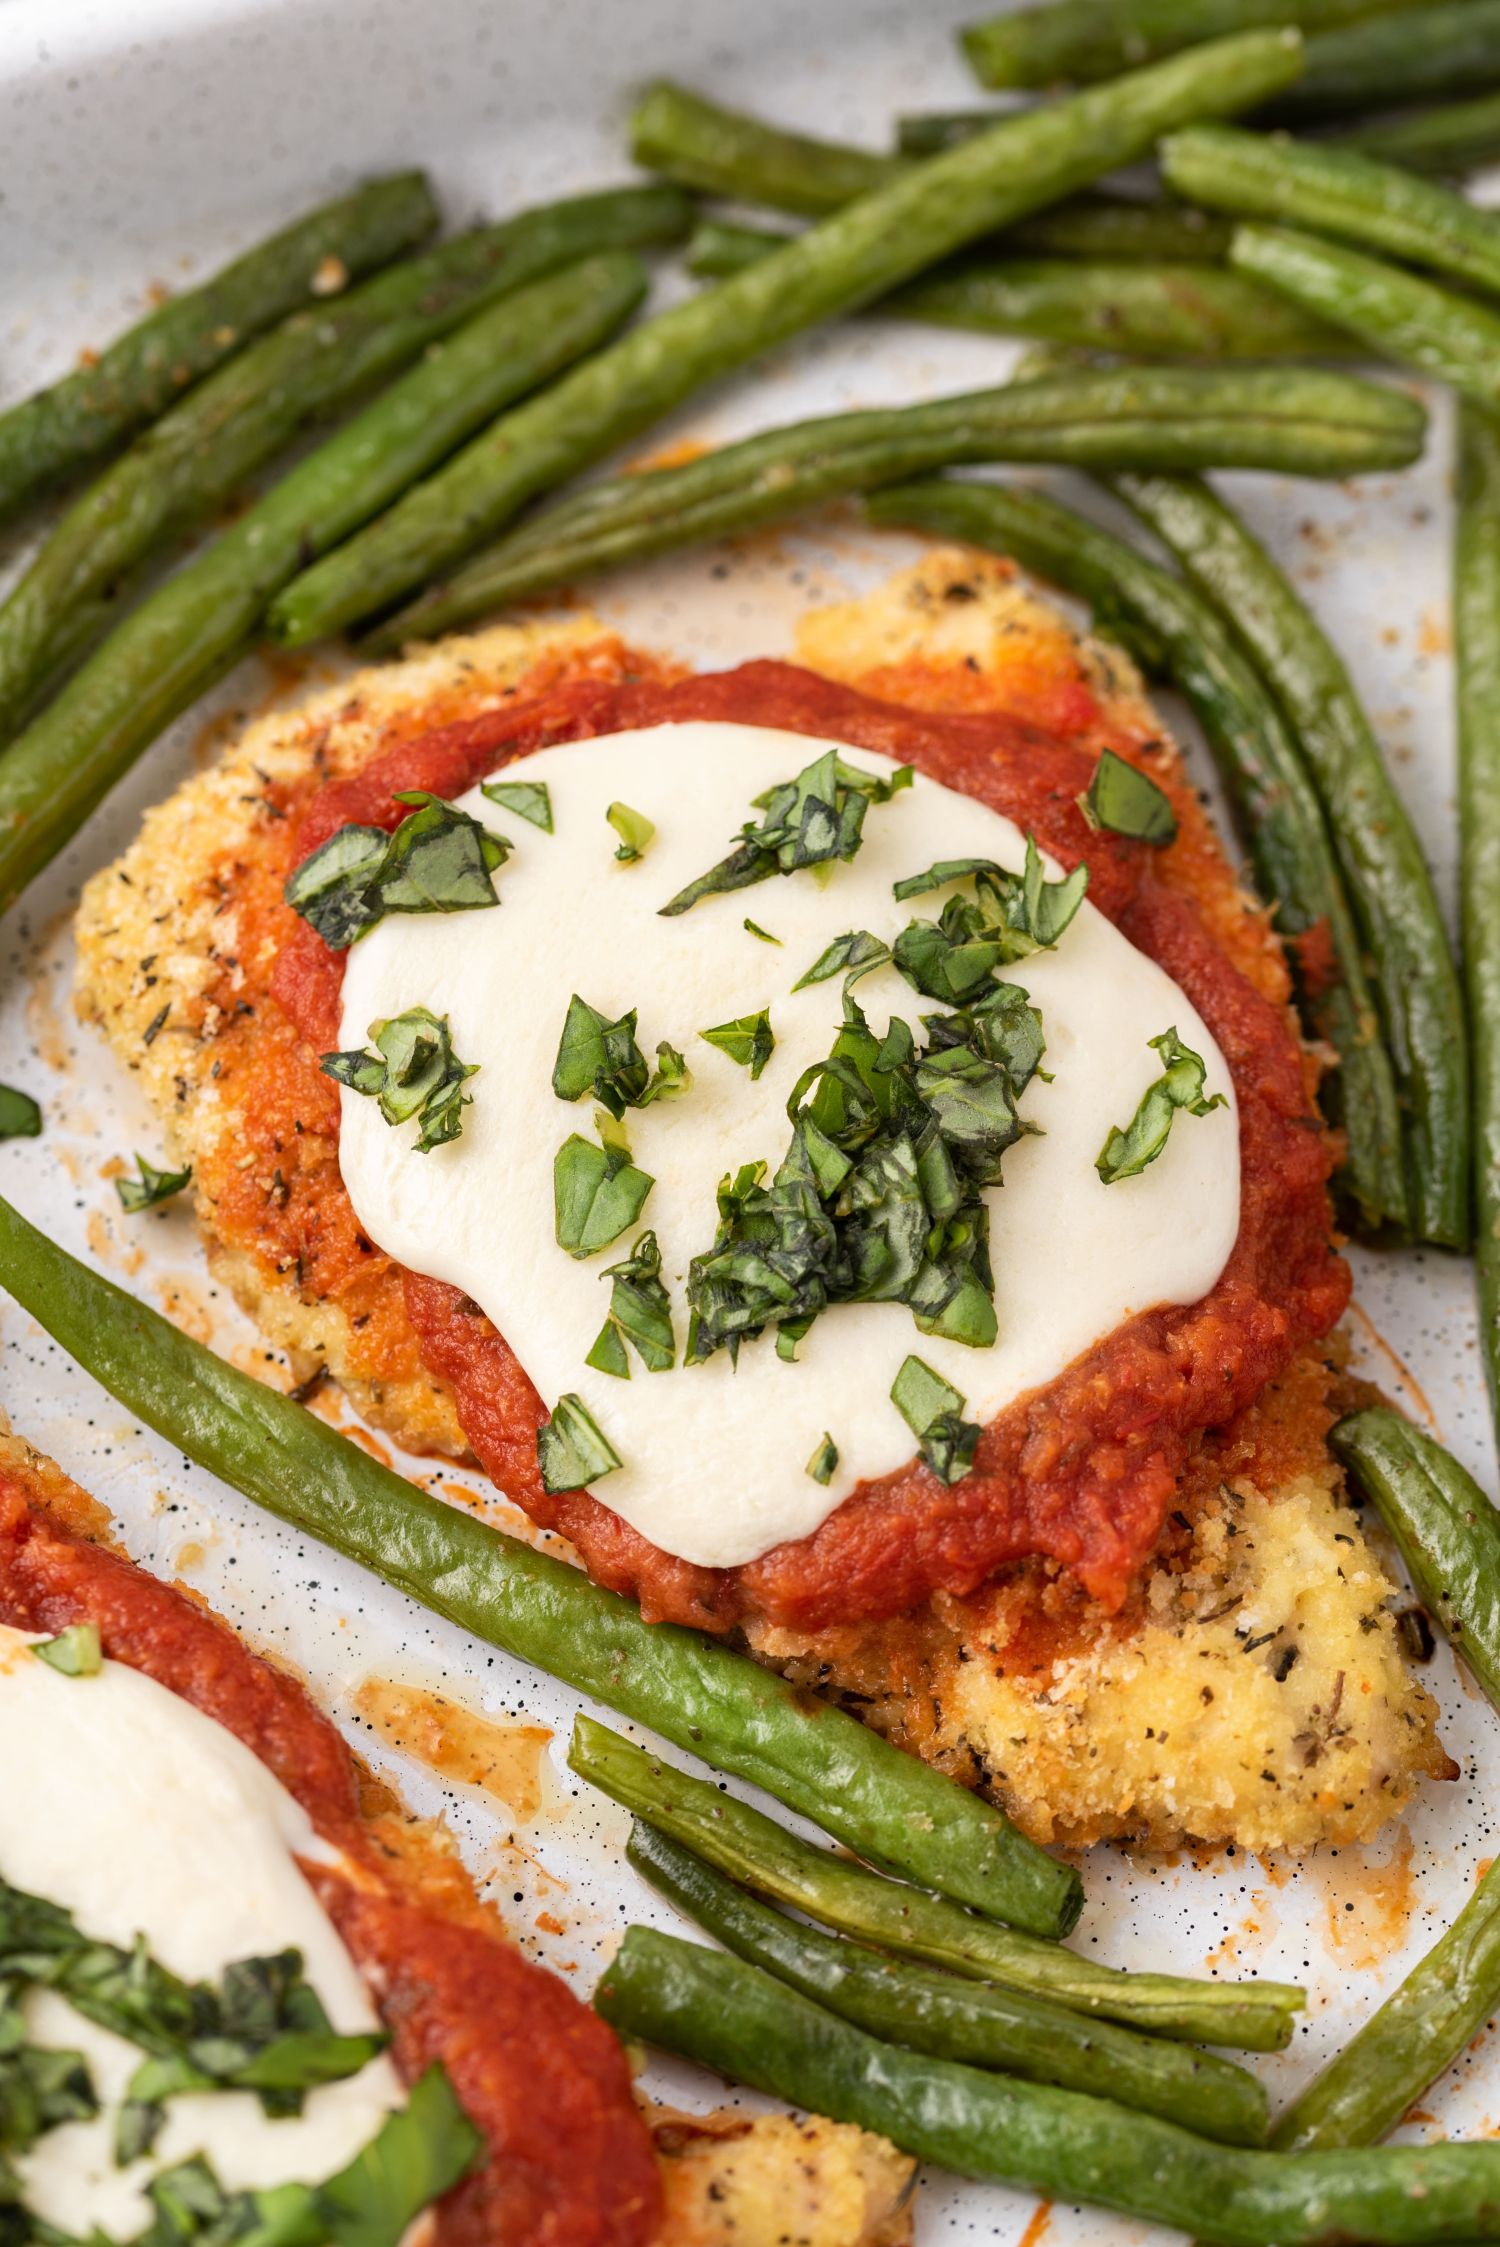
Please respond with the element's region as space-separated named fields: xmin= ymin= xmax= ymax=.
xmin=624 ymin=436 xmax=708 ymax=474
xmin=1017 ymin=2203 xmax=1053 ymax=2247
xmin=1345 ymin=1302 xmax=1439 ymax=1432
xmin=153 ymin=1275 xmax=216 ymax=1347
xmin=535 ymin=1911 xmax=567 ymax=1938
xmin=1418 ymin=608 xmax=1453 ymax=660
xmin=354 ymin=1677 xmax=553 ymax=1820
xmin=342 ymin=1425 xmax=395 ymax=1470
xmin=1322 ymin=1827 xmax=1418 ymax=1970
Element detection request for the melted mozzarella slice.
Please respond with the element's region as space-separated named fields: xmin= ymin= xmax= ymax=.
xmin=338 ymin=721 xmax=1240 ymax=1569
xmin=0 ymin=1627 xmax=402 ymax=2231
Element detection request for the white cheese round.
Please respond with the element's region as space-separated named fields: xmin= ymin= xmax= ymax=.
xmin=0 ymin=1627 xmax=403 ymax=2230
xmin=338 ymin=721 xmax=1240 ymax=1570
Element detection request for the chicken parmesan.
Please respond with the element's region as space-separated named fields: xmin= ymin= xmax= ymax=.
xmin=74 ymin=551 xmax=1448 ymax=1852
xmin=0 ymin=1415 xmax=914 ymax=2246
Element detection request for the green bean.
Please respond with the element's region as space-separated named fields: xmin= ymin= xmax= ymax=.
xmin=1278 ymin=0 xmax=1500 ymax=117
xmin=865 ymin=476 xmax=1407 ymax=1230
xmin=359 ymin=365 xmax=1423 ymax=648
xmin=0 ymin=252 xmax=650 ymax=916
xmin=266 ymin=27 xmax=1306 ymax=650
xmin=1163 ymin=124 xmax=1500 ymax=302
xmin=630 ymin=79 xmax=899 ymax=215
xmin=0 ymin=1193 xmax=1078 ymax=1940
xmin=1331 ymin=1407 xmax=1500 ymax=1710
xmin=1458 ymin=404 xmax=1500 ymax=1442
xmin=0 ymin=172 xmax=438 ymax=522
xmin=627 ymin=1819 xmax=1271 ymax=2143
xmin=688 ymin=226 xmax=1350 ymax=356
xmin=959 ymin=0 xmax=1422 ymax=89
xmin=570 ymin=1717 xmax=1301 ymax=2048
xmin=1114 ymin=471 xmax=1470 ymax=1249
xmin=1337 ymin=87 xmax=1500 ymax=174
xmin=1273 ymin=1853 xmax=1500 ymax=2151
xmin=1231 ymin=223 xmax=1500 ymax=417
xmin=0 ymin=188 xmax=692 ymax=744
xmin=596 ymin=1929 xmax=1500 ymax=2246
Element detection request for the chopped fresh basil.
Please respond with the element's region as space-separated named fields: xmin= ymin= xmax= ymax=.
xmin=646 ymin=1041 xmax=692 ymax=1104
xmin=892 ymin=855 xmax=1006 ymax=903
xmin=0 ymin=2001 xmax=96 ymax=2169
xmin=661 ymin=751 xmax=912 ymax=918
xmin=537 ymin=1392 xmax=623 ymax=1492
xmin=744 ymin=918 xmax=780 ymax=945
xmin=0 ymin=1086 xmax=42 ymax=1140
xmin=608 ymin=801 xmax=655 ymax=863
xmin=792 ymin=929 xmax=890 ymax=992
xmin=30 ymin=1623 xmax=102 ymax=1677
xmin=587 ymin=1230 xmax=676 ymax=1378
xmin=323 ymin=1008 xmax=476 ymax=1153
xmin=116 ymin=1154 xmax=193 ymax=1213
xmin=700 ymin=1009 xmax=774 ymax=1081
xmin=552 ymin=997 xmax=689 ymax=1120
xmin=554 ymin=1131 xmax=654 ymax=1258
xmin=1081 ymin=748 xmax=1177 ymax=845
xmin=1096 ymin=1026 xmax=1227 ymax=1184
xmin=480 ymin=776 xmax=553 ymax=832
xmin=891 ymin=1355 xmax=981 ymax=1485
xmin=285 ymin=793 xmax=509 ymax=951
xmin=806 ymin=1433 xmax=839 ymax=1485
xmin=1022 ymin=834 xmax=1088 ymax=948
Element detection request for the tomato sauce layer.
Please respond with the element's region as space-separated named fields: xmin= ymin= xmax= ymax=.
xmin=272 ymin=661 xmax=1349 ymax=1633
xmin=0 ymin=1464 xmax=660 ymax=2247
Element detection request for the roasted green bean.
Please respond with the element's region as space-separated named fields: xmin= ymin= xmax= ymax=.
xmin=1115 ymin=471 xmax=1470 ymax=1249
xmin=0 ymin=172 xmax=438 ymax=521
xmin=1164 ymin=124 xmax=1500 ymax=302
xmin=1331 ymin=1407 xmax=1500 ymax=1709
xmin=265 ymin=27 xmax=1306 ymax=649
xmin=352 ymin=366 xmax=1423 ymax=649
xmin=0 ymin=1191 xmax=1079 ymax=1939
xmin=1458 ymin=403 xmax=1500 ymax=1441
xmin=1339 ymin=86 xmax=1500 ymax=173
xmin=596 ymin=1929 xmax=1500 ymax=2246
xmin=959 ymin=0 xmax=1420 ymax=90
xmin=631 ymin=79 xmax=899 ymax=214
xmin=865 ymin=475 xmax=1407 ymax=1230
xmin=0 ymin=187 xmax=691 ymax=743
xmin=571 ymin=1716 xmax=1302 ymax=2048
xmin=1279 ymin=0 xmax=1500 ymax=117
xmin=628 ymin=1819 xmax=1271 ymax=2143
xmin=0 ymin=252 xmax=650 ymax=914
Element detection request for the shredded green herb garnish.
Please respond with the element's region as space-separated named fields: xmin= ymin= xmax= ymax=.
xmin=554 ymin=1125 xmax=654 ymax=1258
xmin=1096 ymin=1026 xmax=1227 ymax=1183
xmin=30 ymin=1624 xmax=102 ymax=1678
xmin=806 ymin=1433 xmax=839 ymax=1485
xmin=661 ymin=750 xmax=912 ymax=918
xmin=700 ymin=1010 xmax=775 ymax=1081
xmin=792 ymin=928 xmax=890 ymax=992
xmin=0 ymin=1086 xmax=42 ymax=1141
xmin=115 ymin=1155 xmax=192 ymax=1213
xmin=1080 ymin=748 xmax=1177 ymax=845
xmin=608 ymin=801 xmax=655 ymax=863
xmin=537 ymin=1393 xmax=623 ymax=1492
xmin=552 ymin=995 xmax=689 ymax=1119
xmin=744 ymin=918 xmax=780 ymax=945
xmin=480 ymin=776 xmax=553 ymax=832
xmin=285 ymin=792 xmax=510 ymax=950
xmin=586 ymin=1230 xmax=676 ymax=1377
xmin=890 ymin=840 xmax=1087 ymax=992
xmin=891 ymin=1355 xmax=981 ymax=1485
xmin=0 ymin=2000 xmax=96 ymax=2183
xmin=323 ymin=1007 xmax=476 ymax=1152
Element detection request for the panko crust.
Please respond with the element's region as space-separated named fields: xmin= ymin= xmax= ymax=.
xmin=73 ymin=553 xmax=1445 ymax=1852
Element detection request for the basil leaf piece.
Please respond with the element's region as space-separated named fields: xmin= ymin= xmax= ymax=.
xmin=480 ymin=776 xmax=553 ymax=832
xmin=553 ymin=995 xmax=649 ymax=1118
xmin=0 ymin=2006 xmax=96 ymax=2159
xmin=323 ymin=1008 xmax=477 ymax=1152
xmin=592 ymin=1229 xmax=676 ymax=1374
xmin=1081 ymin=748 xmax=1177 ymax=845
xmin=891 ymin=1354 xmax=981 ymax=1485
xmin=792 ymin=929 xmax=890 ymax=992
xmin=806 ymin=1433 xmax=839 ymax=1484
xmin=700 ymin=1009 xmax=774 ymax=1081
xmin=608 ymin=801 xmax=655 ymax=863
xmin=644 ymin=1041 xmax=692 ymax=1105
xmin=890 ymin=843 xmax=1085 ymax=1005
xmin=537 ymin=1393 xmax=623 ymax=1492
xmin=116 ymin=1153 xmax=193 ymax=1213
xmin=554 ymin=1132 xmax=654 ymax=1258
xmin=661 ymin=753 xmax=911 ymax=917
xmin=285 ymin=795 xmax=509 ymax=952
xmin=892 ymin=856 xmax=1005 ymax=903
xmin=1096 ymin=1025 xmax=1228 ymax=1184
xmin=1022 ymin=832 xmax=1088 ymax=948
xmin=31 ymin=1623 xmax=102 ymax=1677
xmin=0 ymin=1085 xmax=42 ymax=1140
xmin=744 ymin=918 xmax=780 ymax=945
xmin=315 ymin=2063 xmax=483 ymax=2246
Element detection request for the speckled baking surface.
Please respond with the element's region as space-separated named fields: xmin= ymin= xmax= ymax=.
xmin=1 ymin=3 xmax=1497 ymax=2238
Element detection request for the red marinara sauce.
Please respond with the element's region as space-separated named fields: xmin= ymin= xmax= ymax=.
xmin=273 ymin=660 xmax=1350 ymax=1635
xmin=0 ymin=1463 xmax=660 ymax=2247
